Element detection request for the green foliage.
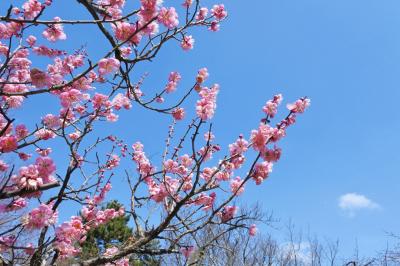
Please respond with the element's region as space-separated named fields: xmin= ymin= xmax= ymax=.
xmin=80 ymin=200 xmax=132 ymax=260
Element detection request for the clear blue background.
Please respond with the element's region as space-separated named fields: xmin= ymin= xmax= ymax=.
xmin=2 ymin=0 xmax=400 ymax=258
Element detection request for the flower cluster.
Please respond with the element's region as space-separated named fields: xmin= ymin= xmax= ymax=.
xmin=23 ymin=203 xmax=58 ymax=230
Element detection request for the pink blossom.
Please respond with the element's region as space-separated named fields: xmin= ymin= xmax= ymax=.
xmin=0 ymin=42 xmax=9 ymax=55
xmin=92 ymin=93 xmax=110 ymax=109
xmin=211 ymin=4 xmax=227 ymax=21
xmin=15 ymin=124 xmax=29 ymax=139
xmin=229 ymin=135 xmax=248 ymax=156
xmin=112 ymin=93 xmax=131 ymax=110
xmin=35 ymin=128 xmax=56 ymax=140
xmin=172 ymin=107 xmax=185 ymax=120
xmin=24 ymin=243 xmax=35 ymax=255
xmin=0 ymin=235 xmax=15 ymax=252
xmin=158 ymin=7 xmax=179 ymax=29
xmin=180 ymin=246 xmax=195 ymax=258
xmin=230 ymin=176 xmax=245 ymax=195
xmin=14 ymin=164 xmax=42 ymax=190
xmin=165 ymin=72 xmax=181 ymax=93
xmin=262 ymin=146 xmax=282 ymax=162
xmin=182 ymin=0 xmax=193 ymax=8
xmin=55 ymin=216 xmax=86 ymax=258
xmin=35 ymin=156 xmax=56 ymax=178
xmin=201 ymin=167 xmax=217 ymax=182
xmin=220 ymin=205 xmax=238 ymax=222
xmin=33 ymin=45 xmax=65 ymax=57
xmin=36 ymin=148 xmax=52 ymax=156
xmin=0 ymin=136 xmax=18 ymax=153
xmin=131 ymin=142 xmax=155 ymax=176
xmin=180 ymin=154 xmax=193 ymax=167
xmin=181 ymin=35 xmax=194 ymax=51
xmin=30 ymin=68 xmax=51 ymax=88
xmin=0 ymin=160 xmax=9 ymax=171
xmin=204 ymin=131 xmax=215 ymax=142
xmin=193 ymin=192 xmax=216 ymax=211
xmin=196 ymin=84 xmax=219 ymax=120
xmin=120 ymin=46 xmax=132 ymax=58
xmin=196 ymin=7 xmax=208 ymax=21
xmin=112 ymin=22 xmax=142 ymax=45
xmin=208 ymin=22 xmax=219 ymax=32
xmin=23 ymin=0 xmax=43 ymax=19
xmin=106 ymin=154 xmax=120 ymax=170
xmin=196 ymin=67 xmax=209 ymax=83
xmin=42 ymin=17 xmax=67 ymax=42
xmin=26 ymin=35 xmax=37 ymax=46
xmin=287 ymin=98 xmax=311 ymax=113
xmin=250 ymin=123 xmax=273 ymax=151
xmin=98 ymin=58 xmax=120 ymax=76
xmin=262 ymin=94 xmax=282 ymax=118
xmin=19 ymin=152 xmax=31 ymax=161
xmin=252 ymin=161 xmax=273 ymax=185
xmin=0 ymin=197 xmax=27 ymax=212
xmin=23 ymin=203 xmax=58 ymax=230
xmin=42 ymin=114 xmax=61 ymax=129
xmin=249 ymin=224 xmax=257 ymax=236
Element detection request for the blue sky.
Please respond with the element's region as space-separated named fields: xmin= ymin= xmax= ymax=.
xmin=3 ymin=0 xmax=400 ymax=258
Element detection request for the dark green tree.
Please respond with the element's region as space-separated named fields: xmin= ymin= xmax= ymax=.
xmin=79 ymin=200 xmax=160 ymax=265
xmin=80 ymin=200 xmax=132 ymax=260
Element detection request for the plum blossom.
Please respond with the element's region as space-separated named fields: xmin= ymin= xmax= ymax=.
xmin=165 ymin=71 xmax=181 ymax=93
xmin=23 ymin=0 xmax=43 ymax=19
xmin=196 ymin=7 xmax=208 ymax=21
xmin=35 ymin=128 xmax=56 ymax=140
xmin=0 ymin=136 xmax=18 ymax=153
xmin=193 ymin=192 xmax=216 ymax=211
xmin=211 ymin=4 xmax=227 ymax=20
xmin=230 ymin=176 xmax=245 ymax=195
xmin=262 ymin=94 xmax=283 ymax=118
xmin=112 ymin=22 xmax=142 ymax=45
xmin=112 ymin=93 xmax=132 ymax=110
xmin=180 ymin=246 xmax=195 ymax=258
xmin=42 ymin=17 xmax=66 ymax=42
xmin=250 ymin=123 xmax=273 ymax=151
xmin=196 ymin=84 xmax=219 ymax=120
xmin=98 ymin=58 xmax=120 ymax=76
xmin=55 ymin=216 xmax=86 ymax=258
xmin=172 ymin=107 xmax=185 ymax=120
xmin=249 ymin=224 xmax=257 ymax=236
xmin=196 ymin=68 xmax=209 ymax=84
xmin=262 ymin=146 xmax=282 ymax=162
xmin=0 ymin=160 xmax=9 ymax=171
xmin=287 ymin=98 xmax=311 ymax=113
xmin=23 ymin=203 xmax=58 ymax=230
xmin=0 ymin=197 xmax=27 ymax=213
xmin=158 ymin=7 xmax=179 ymax=29
xmin=252 ymin=161 xmax=273 ymax=185
xmin=181 ymin=35 xmax=194 ymax=51
xmin=220 ymin=205 xmax=238 ymax=222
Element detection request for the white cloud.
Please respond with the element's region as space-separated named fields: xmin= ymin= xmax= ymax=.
xmin=338 ymin=193 xmax=380 ymax=216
